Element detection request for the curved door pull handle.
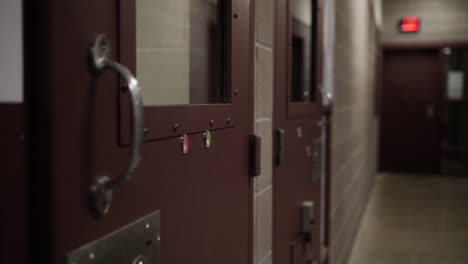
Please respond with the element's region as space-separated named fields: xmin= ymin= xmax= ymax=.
xmin=89 ymin=34 xmax=144 ymax=216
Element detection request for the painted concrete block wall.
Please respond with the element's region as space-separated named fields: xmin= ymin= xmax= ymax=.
xmin=382 ymin=0 xmax=468 ymax=44
xmin=0 ymin=0 xmax=23 ymax=103
xmin=136 ymin=0 xmax=190 ymax=105
xmin=253 ymin=0 xmax=274 ymax=264
xmin=330 ymin=0 xmax=379 ymax=263
xmin=137 ymin=0 xmax=220 ymax=105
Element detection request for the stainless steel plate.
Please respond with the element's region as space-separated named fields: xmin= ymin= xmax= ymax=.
xmin=67 ymin=210 xmax=160 ymax=264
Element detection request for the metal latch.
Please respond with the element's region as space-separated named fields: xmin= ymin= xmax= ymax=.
xmin=301 ymin=201 xmax=315 ymax=243
xmin=249 ymin=135 xmax=261 ymax=177
xmin=275 ymin=129 xmax=285 ymax=165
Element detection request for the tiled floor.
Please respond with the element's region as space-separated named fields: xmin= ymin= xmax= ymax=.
xmin=348 ymin=173 xmax=468 ymax=264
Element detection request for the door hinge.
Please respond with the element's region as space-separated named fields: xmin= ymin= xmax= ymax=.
xmin=249 ymin=135 xmax=261 ymax=177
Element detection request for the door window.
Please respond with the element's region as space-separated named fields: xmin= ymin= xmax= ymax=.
xmin=119 ymin=0 xmax=250 ymax=142
xmin=442 ymin=47 xmax=468 ymax=175
xmin=287 ymin=0 xmax=322 ymax=118
xmin=291 ymin=0 xmax=317 ymax=103
xmin=136 ymin=0 xmax=230 ymax=105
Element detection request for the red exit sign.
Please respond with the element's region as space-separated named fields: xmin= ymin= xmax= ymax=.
xmin=400 ymin=16 xmax=421 ymax=33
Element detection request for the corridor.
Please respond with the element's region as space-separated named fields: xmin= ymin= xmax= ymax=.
xmin=2 ymin=0 xmax=468 ymax=263
xmin=349 ymin=173 xmax=468 ymax=264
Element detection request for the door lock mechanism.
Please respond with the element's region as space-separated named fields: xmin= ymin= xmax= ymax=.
xmin=301 ymin=201 xmax=315 ymax=242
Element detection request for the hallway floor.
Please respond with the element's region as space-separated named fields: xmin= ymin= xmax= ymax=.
xmin=348 ymin=173 xmax=468 ymax=264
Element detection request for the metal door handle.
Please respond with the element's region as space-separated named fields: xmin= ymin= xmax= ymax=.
xmin=89 ymin=34 xmax=144 ymax=216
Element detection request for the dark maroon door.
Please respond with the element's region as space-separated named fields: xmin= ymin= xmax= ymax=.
xmin=273 ymin=0 xmax=324 ymax=263
xmin=29 ymin=1 xmax=253 ymax=263
xmin=380 ymin=49 xmax=443 ymax=173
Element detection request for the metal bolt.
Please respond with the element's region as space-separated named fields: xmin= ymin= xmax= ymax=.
xmin=210 ymin=120 xmax=215 ymax=127
xmin=233 ymin=13 xmax=239 ymax=19
xmin=226 ymin=118 xmax=231 ymax=124
xmin=89 ymin=252 xmax=95 ymax=260
xmin=234 ymin=89 xmax=239 ymax=96
xmin=145 ymin=223 xmax=150 ymax=229
xmin=156 ymin=233 xmax=161 ymax=241
xmin=173 ymin=124 xmax=179 ymax=132
xmin=144 ymin=128 xmax=150 ymax=136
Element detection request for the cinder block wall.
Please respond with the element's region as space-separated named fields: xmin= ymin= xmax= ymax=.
xmin=253 ymin=1 xmax=381 ymax=263
xmin=330 ymin=0 xmax=380 ymax=263
xmin=382 ymin=0 xmax=468 ymax=44
xmin=253 ymin=1 xmax=274 ymax=264
xmin=136 ymin=0 xmax=190 ymax=105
